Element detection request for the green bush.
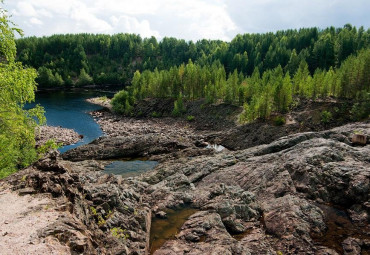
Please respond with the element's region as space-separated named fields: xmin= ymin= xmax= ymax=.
xmin=273 ymin=116 xmax=286 ymax=126
xmin=151 ymin=111 xmax=161 ymax=118
xmin=172 ymin=93 xmax=186 ymax=117
xmin=99 ymin=96 xmax=108 ymax=102
xmin=187 ymin=115 xmax=195 ymax=121
xmin=37 ymin=139 xmax=61 ymax=158
xmin=110 ymin=227 xmax=129 ymax=239
xmin=76 ymin=68 xmax=93 ymax=86
xmin=111 ymin=90 xmax=134 ymax=115
xmin=321 ymin=110 xmax=333 ymax=123
xmin=350 ymin=93 xmax=370 ymax=121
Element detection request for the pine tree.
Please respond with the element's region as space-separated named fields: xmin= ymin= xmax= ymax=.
xmin=172 ymin=93 xmax=186 ymax=117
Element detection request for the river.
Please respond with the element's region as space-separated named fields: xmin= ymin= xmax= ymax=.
xmin=28 ymin=89 xmax=112 ymax=153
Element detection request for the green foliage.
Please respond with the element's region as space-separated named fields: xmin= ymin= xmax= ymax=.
xmin=321 ymin=110 xmax=333 ymax=124
xmin=172 ymin=93 xmax=186 ymax=117
xmin=239 ymin=103 xmax=251 ymax=123
xmin=37 ymin=67 xmax=64 ymax=87
xmin=110 ymin=227 xmax=129 ymax=239
xmin=90 ymin=207 xmax=114 ymax=227
xmin=187 ymin=115 xmax=195 ymax=121
xmin=150 ymin=111 xmax=161 ymax=118
xmin=274 ymin=116 xmax=286 ymax=126
xmin=76 ymin=68 xmax=93 ymax=86
xmin=0 ymin=5 xmax=45 ymax=179
xmin=350 ymin=92 xmax=370 ymax=120
xmin=21 ymin=175 xmax=27 ymax=182
xmin=15 ymin=25 xmax=369 ymax=88
xmin=90 ymin=206 xmax=97 ymax=216
xmin=118 ymin=47 xmax=370 ymax=123
xmin=99 ymin=96 xmax=108 ymax=102
xmin=111 ymin=90 xmax=134 ymax=115
xmin=37 ymin=139 xmax=61 ymax=158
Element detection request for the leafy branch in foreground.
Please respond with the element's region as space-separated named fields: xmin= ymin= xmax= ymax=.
xmin=0 ymin=4 xmax=45 ymax=178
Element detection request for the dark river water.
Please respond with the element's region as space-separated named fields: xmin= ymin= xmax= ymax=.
xmin=28 ymin=89 xmax=111 ymax=153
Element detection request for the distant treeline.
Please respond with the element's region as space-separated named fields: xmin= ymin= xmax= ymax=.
xmin=112 ymin=48 xmax=370 ymax=121
xmin=16 ymin=24 xmax=369 ymax=88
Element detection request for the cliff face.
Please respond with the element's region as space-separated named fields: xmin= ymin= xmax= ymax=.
xmin=1 ymin=122 xmax=369 ymax=255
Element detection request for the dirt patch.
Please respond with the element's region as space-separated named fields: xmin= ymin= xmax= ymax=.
xmin=0 ymin=188 xmax=70 ymax=255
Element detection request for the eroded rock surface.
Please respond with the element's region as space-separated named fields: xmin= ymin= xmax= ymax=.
xmin=142 ymin=122 xmax=369 ymax=254
xmin=2 ymin=121 xmax=369 ymax=254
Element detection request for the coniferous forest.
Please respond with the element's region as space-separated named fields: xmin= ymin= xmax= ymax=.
xmin=2 ymin=1 xmax=370 ymax=252
xmin=16 ymin=25 xmax=370 ymax=121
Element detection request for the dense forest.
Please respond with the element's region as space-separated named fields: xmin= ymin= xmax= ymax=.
xmin=16 ymin=25 xmax=369 ymax=88
xmin=112 ymin=49 xmax=370 ymax=121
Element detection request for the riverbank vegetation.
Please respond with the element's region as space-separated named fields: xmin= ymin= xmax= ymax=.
xmin=0 ymin=6 xmax=45 ymax=178
xmin=16 ymin=24 xmax=370 ymax=121
xmin=3 ymin=16 xmax=370 ymax=177
xmin=16 ymin=25 xmax=369 ymax=89
xmin=112 ymin=48 xmax=369 ymax=122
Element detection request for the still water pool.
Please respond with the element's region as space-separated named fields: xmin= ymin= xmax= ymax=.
xmin=104 ymin=160 xmax=159 ymax=178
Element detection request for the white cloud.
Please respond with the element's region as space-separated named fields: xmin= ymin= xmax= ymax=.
xmin=16 ymin=1 xmax=38 ymax=17
xmin=69 ymin=1 xmax=112 ymax=33
xmin=176 ymin=0 xmax=238 ymax=40
xmin=94 ymin=0 xmax=160 ymax=15
xmin=4 ymin=0 xmax=370 ymax=41
xmin=110 ymin=15 xmax=160 ymax=38
xmin=29 ymin=17 xmax=43 ymax=25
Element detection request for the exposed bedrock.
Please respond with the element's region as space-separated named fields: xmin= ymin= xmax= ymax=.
xmin=2 ymin=122 xmax=369 ymax=254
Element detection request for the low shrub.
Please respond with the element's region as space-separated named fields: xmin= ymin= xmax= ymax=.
xmin=187 ymin=115 xmax=195 ymax=121
xmin=321 ymin=110 xmax=333 ymax=123
xmin=273 ymin=116 xmax=286 ymax=126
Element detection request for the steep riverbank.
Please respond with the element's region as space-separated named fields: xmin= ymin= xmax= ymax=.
xmin=1 ymin=112 xmax=369 ymax=254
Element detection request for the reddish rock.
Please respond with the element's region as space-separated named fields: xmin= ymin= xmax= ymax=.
xmin=352 ymin=134 xmax=367 ymax=145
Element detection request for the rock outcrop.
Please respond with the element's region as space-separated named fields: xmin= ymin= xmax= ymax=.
xmin=2 ymin=121 xmax=369 ymax=254
xmin=142 ymin=122 xmax=370 ymax=254
xmin=36 ymin=125 xmax=81 ymax=146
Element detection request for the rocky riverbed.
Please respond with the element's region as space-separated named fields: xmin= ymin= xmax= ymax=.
xmin=36 ymin=125 xmax=81 ymax=146
xmin=1 ymin=105 xmax=369 ymax=254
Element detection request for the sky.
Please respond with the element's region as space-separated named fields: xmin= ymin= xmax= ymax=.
xmin=4 ymin=0 xmax=370 ymax=42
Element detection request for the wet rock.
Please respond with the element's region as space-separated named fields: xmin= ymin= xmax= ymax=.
xmin=155 ymin=211 xmax=238 ymax=254
xmin=155 ymin=211 xmax=167 ymax=219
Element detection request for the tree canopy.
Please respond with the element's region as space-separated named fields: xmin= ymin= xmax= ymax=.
xmin=16 ymin=25 xmax=369 ymax=88
xmin=0 ymin=4 xmax=44 ymax=178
